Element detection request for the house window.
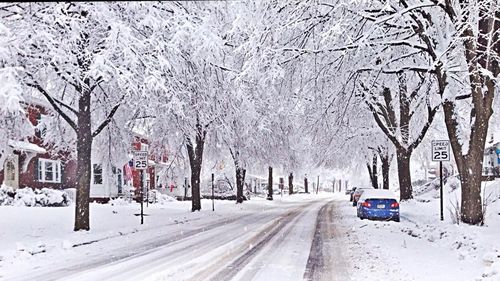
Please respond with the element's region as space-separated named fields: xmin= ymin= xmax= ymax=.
xmin=35 ymin=113 xmax=47 ymax=138
xmin=93 ymin=164 xmax=103 ymax=185
xmin=6 ymin=161 xmax=15 ymax=181
xmin=38 ymin=159 xmax=62 ymax=183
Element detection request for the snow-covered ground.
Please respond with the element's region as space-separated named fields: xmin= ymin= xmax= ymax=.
xmin=339 ymin=179 xmax=500 ymax=281
xmin=0 ymin=194 xmax=337 ymax=281
xmin=1 ymin=184 xmax=499 ymax=281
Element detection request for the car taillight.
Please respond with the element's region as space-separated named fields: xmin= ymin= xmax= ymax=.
xmin=361 ymin=202 xmax=371 ymax=207
xmin=391 ymin=202 xmax=399 ymax=208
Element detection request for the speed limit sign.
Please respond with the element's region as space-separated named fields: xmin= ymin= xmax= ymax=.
xmin=133 ymin=150 xmax=149 ymax=170
xmin=432 ymin=140 xmax=450 ymax=162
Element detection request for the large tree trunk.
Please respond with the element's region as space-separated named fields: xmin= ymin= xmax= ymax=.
xmin=445 ymin=10 xmax=497 ymax=225
xmin=236 ymin=167 xmax=245 ymax=203
xmin=74 ymin=91 xmax=92 ymax=231
xmin=445 ymin=108 xmax=488 ymax=225
xmin=267 ymin=166 xmax=273 ymax=200
xmin=186 ymin=122 xmax=206 ymax=212
xmin=288 ymin=172 xmax=293 ymax=195
xmin=443 ymin=98 xmax=490 ymax=224
xmin=459 ymin=158 xmax=484 ymax=224
xmin=396 ymin=147 xmax=412 ymax=200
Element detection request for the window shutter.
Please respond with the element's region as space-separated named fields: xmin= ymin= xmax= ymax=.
xmin=35 ymin=158 xmax=39 ymax=181
xmin=60 ymin=161 xmax=65 ymax=185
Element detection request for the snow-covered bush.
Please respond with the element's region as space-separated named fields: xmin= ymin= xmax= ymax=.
xmin=36 ymin=188 xmax=70 ymax=207
xmin=109 ymin=197 xmax=130 ymax=206
xmin=109 ymin=191 xmax=177 ymax=206
xmin=445 ymin=176 xmax=460 ymax=192
xmin=155 ymin=193 xmax=176 ymax=204
xmin=0 ymin=185 xmax=15 ymax=206
xmin=13 ymin=188 xmax=36 ymax=206
xmin=1 ymin=186 xmax=70 ymax=207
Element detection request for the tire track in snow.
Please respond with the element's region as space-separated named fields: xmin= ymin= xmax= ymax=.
xmin=64 ymin=210 xmax=283 ymax=281
xmin=201 ymin=199 xmax=329 ymax=281
xmin=206 ymin=208 xmax=302 ymax=281
xmin=304 ymin=201 xmax=350 ymax=281
xmin=7 ymin=213 xmax=250 ymax=281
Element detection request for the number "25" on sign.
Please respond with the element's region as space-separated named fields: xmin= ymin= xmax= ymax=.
xmin=135 ymin=160 xmax=147 ymax=169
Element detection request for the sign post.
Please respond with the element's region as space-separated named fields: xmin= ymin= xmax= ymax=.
xmin=211 ymin=173 xmax=215 ymax=211
xmin=133 ymin=150 xmax=149 ymax=225
xmin=432 ymin=140 xmax=451 ymax=221
xmin=279 ymin=177 xmax=284 ymax=198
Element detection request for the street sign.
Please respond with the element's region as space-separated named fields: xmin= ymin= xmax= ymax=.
xmin=432 ymin=140 xmax=450 ymax=162
xmin=133 ymin=150 xmax=149 ymax=170
xmin=431 ymin=140 xmax=450 ymax=222
xmin=133 ymin=149 xmax=149 ymax=225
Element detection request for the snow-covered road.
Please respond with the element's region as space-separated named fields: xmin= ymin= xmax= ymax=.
xmin=2 ymin=196 xmax=350 ymax=281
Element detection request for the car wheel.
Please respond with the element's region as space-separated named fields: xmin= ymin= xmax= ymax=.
xmin=394 ymin=216 xmax=400 ymax=222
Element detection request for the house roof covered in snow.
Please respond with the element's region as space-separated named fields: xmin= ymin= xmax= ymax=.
xmin=8 ymin=140 xmax=46 ymax=154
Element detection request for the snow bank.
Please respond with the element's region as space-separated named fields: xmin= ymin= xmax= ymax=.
xmin=0 ymin=185 xmax=70 ymax=207
xmin=109 ymin=197 xmax=130 ymax=206
xmin=338 ymin=177 xmax=500 ymax=281
xmin=109 ymin=192 xmax=177 ymax=206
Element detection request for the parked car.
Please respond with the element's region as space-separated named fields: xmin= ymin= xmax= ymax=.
xmin=356 ymin=189 xmax=400 ymax=222
xmin=352 ymin=187 xmax=372 ymax=206
xmin=349 ymin=187 xmax=357 ymax=201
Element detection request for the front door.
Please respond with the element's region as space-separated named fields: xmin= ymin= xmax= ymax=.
xmin=4 ymin=155 xmax=19 ymax=189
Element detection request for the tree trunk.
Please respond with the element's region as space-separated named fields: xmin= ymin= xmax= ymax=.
xmin=267 ymin=166 xmax=273 ymax=200
xmin=186 ymin=122 xmax=206 ymax=212
xmin=367 ymin=153 xmax=378 ymax=189
xmin=443 ymin=97 xmax=489 ymax=224
xmin=304 ymin=177 xmax=308 ymax=193
xmin=190 ymin=160 xmax=202 ymax=211
xmin=288 ymin=172 xmax=293 ymax=195
xmin=460 ymin=158 xmax=484 ymax=224
xmin=74 ymin=91 xmax=92 ymax=231
xmin=236 ymin=167 xmax=245 ymax=203
xmin=381 ymin=153 xmax=390 ymax=190
xmin=396 ymin=147 xmax=412 ymax=200
xmin=372 ymin=154 xmax=378 ymax=189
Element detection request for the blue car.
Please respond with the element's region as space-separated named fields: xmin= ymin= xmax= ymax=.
xmin=356 ymin=189 xmax=400 ymax=222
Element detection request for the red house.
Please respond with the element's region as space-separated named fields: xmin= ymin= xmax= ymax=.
xmin=1 ymin=99 xmax=157 ymax=202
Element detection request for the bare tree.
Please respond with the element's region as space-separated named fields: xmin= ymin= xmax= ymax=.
xmin=361 ymin=73 xmax=438 ymax=199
